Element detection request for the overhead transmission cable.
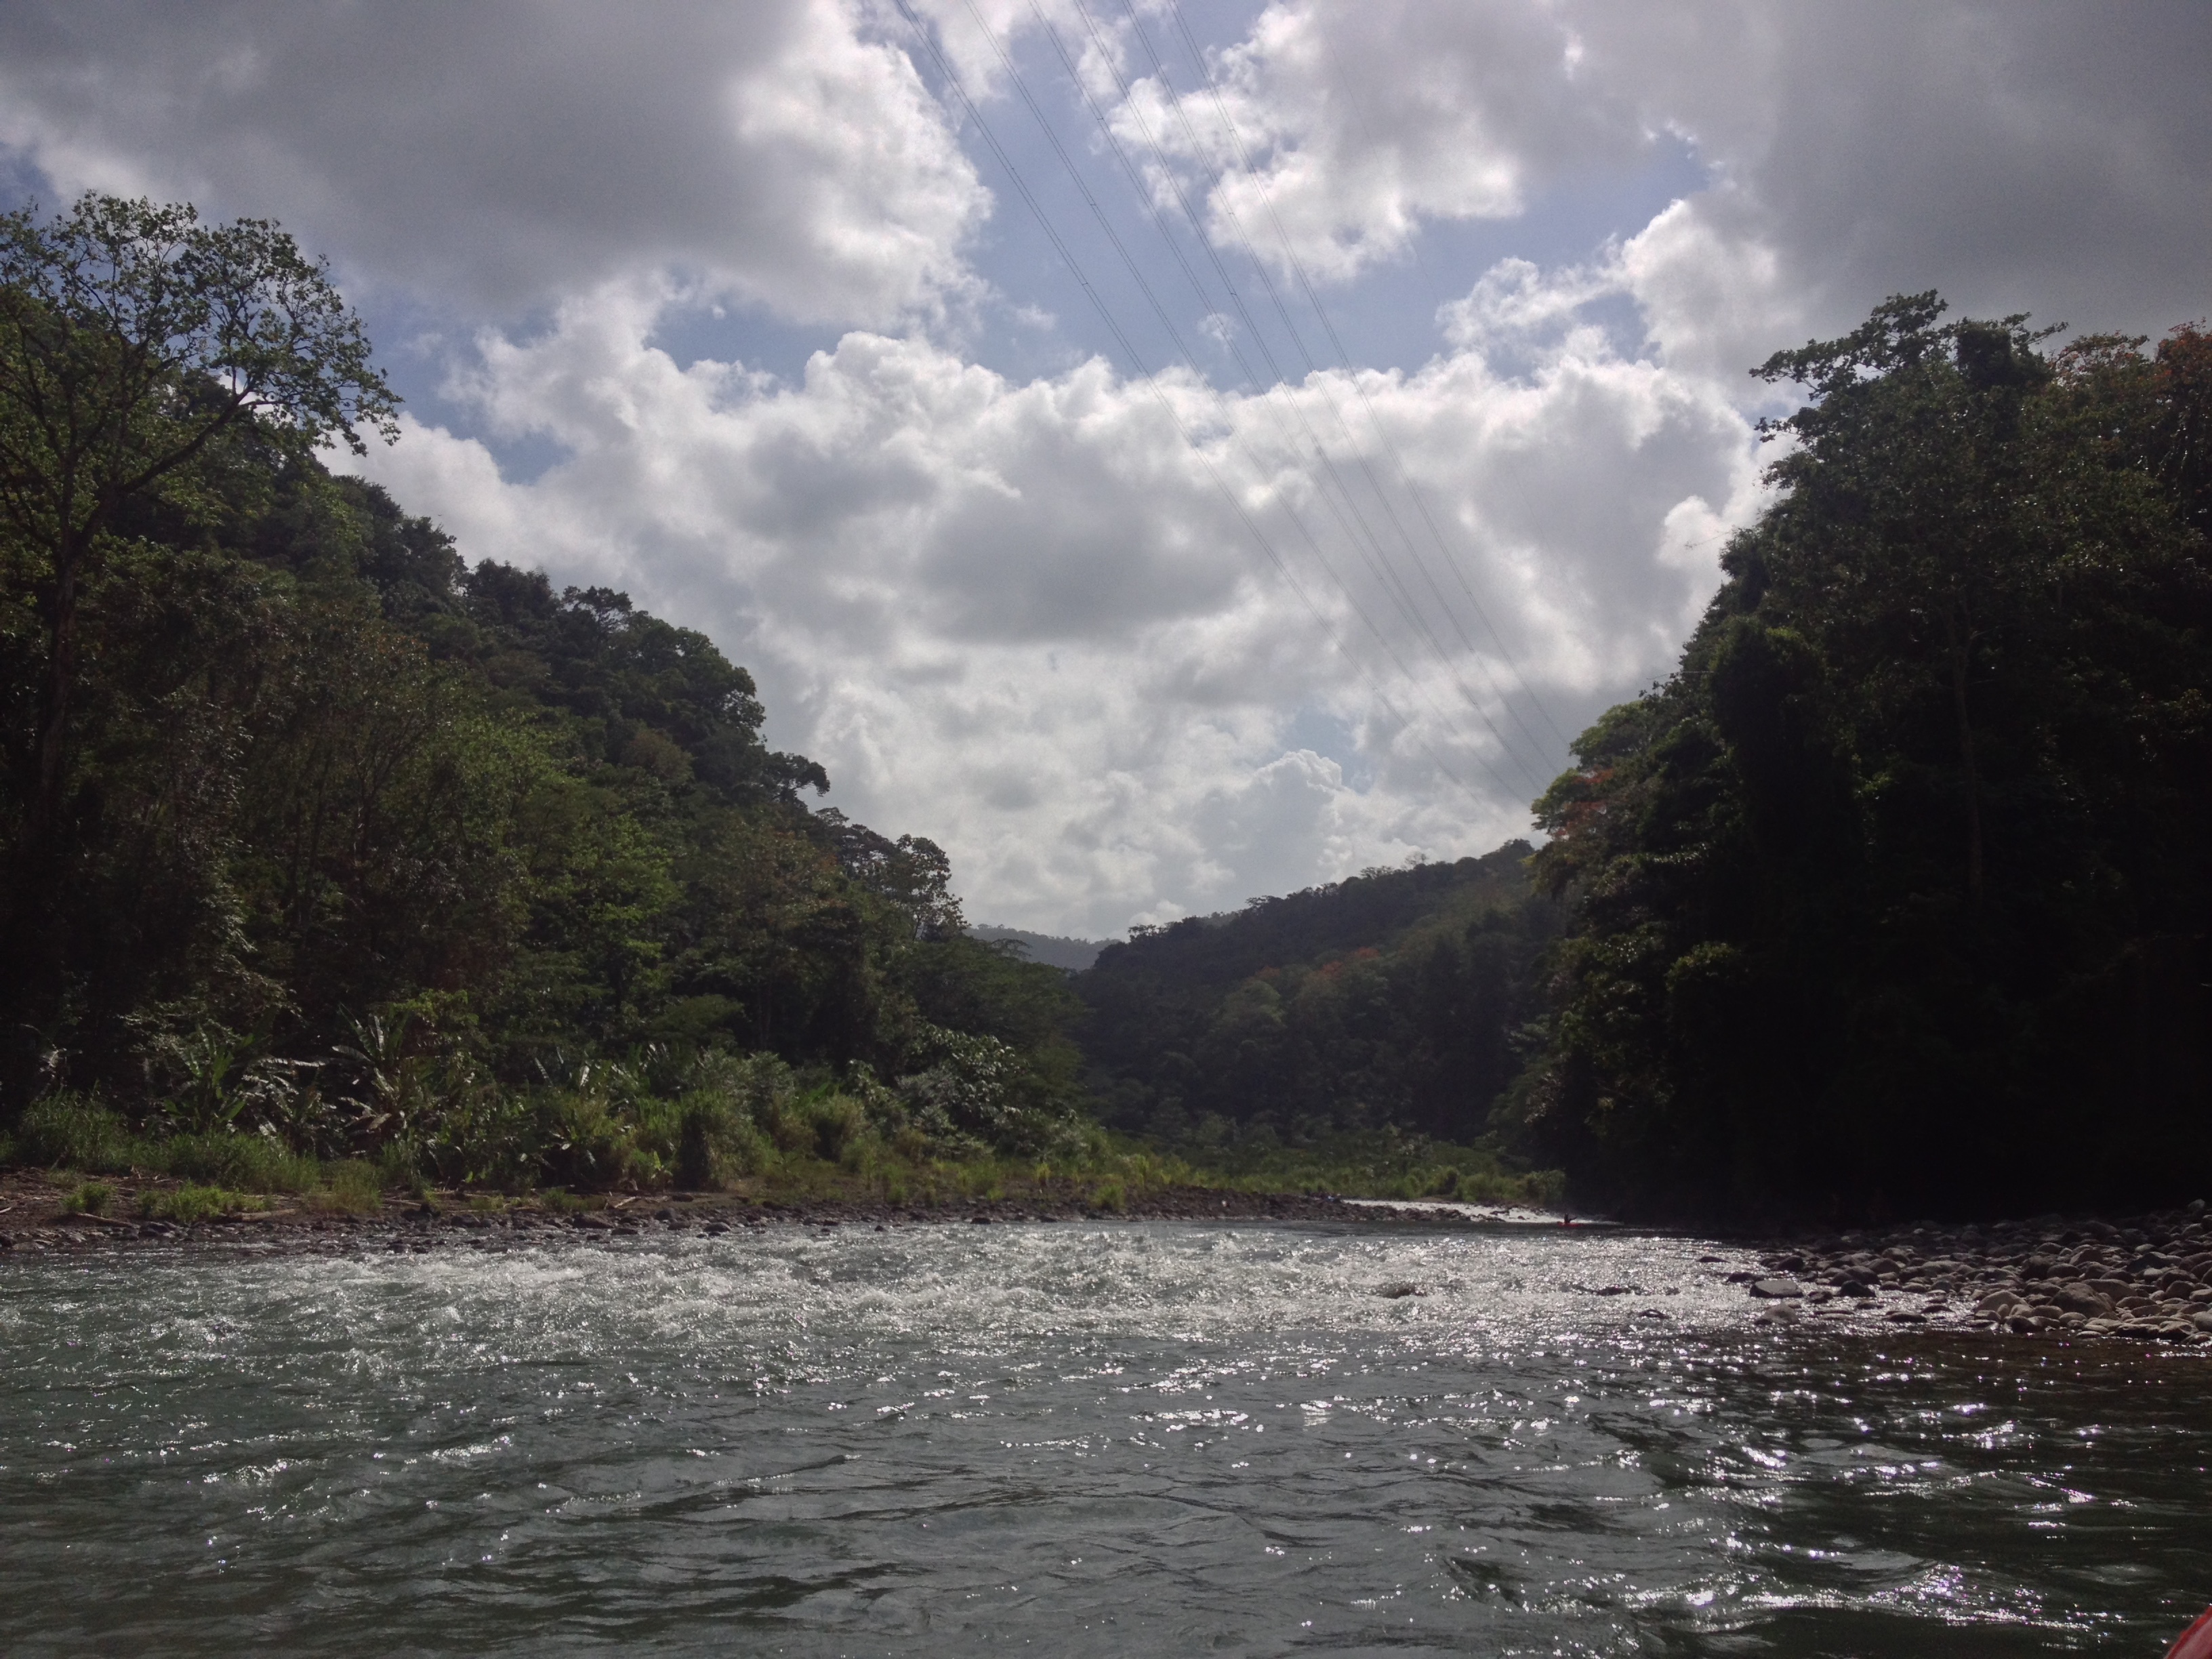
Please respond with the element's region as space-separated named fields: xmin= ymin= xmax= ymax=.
xmin=1023 ymin=0 xmax=1552 ymax=794
xmin=920 ymin=0 xmax=1544 ymax=799
xmin=1151 ymin=0 xmax=1576 ymax=758
xmin=1334 ymin=82 xmax=1610 ymax=751
xmin=888 ymin=0 xmax=1500 ymax=803
xmin=1147 ymin=0 xmax=1564 ymax=758
xmin=945 ymin=0 xmax=1525 ymax=794
xmin=1110 ymin=0 xmax=1500 ymax=693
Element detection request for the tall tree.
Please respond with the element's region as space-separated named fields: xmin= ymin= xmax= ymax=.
xmin=0 ymin=193 xmax=396 ymax=846
xmin=1522 ymin=298 xmax=2212 ymax=1221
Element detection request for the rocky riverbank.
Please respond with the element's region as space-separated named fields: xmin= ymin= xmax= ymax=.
xmin=10 ymin=1166 xmax=2212 ymax=1354
xmin=1732 ymin=1200 xmax=2212 ymax=1343
xmin=0 ymin=1173 xmax=1416 ymax=1258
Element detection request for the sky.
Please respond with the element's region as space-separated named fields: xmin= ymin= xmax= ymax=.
xmin=3 ymin=1 xmax=2207 ymax=937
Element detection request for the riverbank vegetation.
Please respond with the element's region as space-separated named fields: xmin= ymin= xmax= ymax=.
xmin=0 ymin=193 xmax=1106 ymax=1204
xmin=6 ymin=193 xmax=2203 ymax=1227
xmin=1056 ymin=295 xmax=2211 ymax=1226
xmin=1076 ymin=846 xmax=1561 ymax=1171
xmin=1519 ymin=298 xmax=2212 ymax=1222
xmin=0 ymin=1083 xmax=1551 ymax=1221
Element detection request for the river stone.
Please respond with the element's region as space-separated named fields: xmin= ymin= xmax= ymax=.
xmin=1750 ymin=1277 xmax=1803 ymax=1298
xmin=1375 ymin=1282 xmax=1423 ymax=1299
xmin=2053 ymin=1282 xmax=2114 ymax=1315
xmin=2194 ymin=1311 xmax=2212 ymax=1333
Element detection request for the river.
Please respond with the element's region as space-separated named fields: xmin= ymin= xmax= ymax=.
xmin=5 ymin=1220 xmax=2209 ymax=1654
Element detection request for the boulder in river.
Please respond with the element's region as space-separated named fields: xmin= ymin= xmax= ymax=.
xmin=1750 ymin=1277 xmax=1803 ymax=1298
xmin=2053 ymin=1282 xmax=2115 ymax=1316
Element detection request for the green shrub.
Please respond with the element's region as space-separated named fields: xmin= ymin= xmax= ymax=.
xmin=532 ymin=1089 xmax=637 ymax=1189
xmin=157 ymin=1132 xmax=319 ymax=1193
xmin=754 ymin=1088 xmax=816 ymax=1155
xmin=417 ymin=1084 xmax=539 ymax=1189
xmin=674 ymin=1102 xmax=716 ymax=1189
xmin=668 ymin=1093 xmax=761 ymax=1189
xmin=12 ymin=1095 xmax=138 ymax=1172
xmin=140 ymin=1185 xmax=254 ymax=1223
xmin=375 ymin=1139 xmax=423 ymax=1190
xmin=1091 ymin=1176 xmax=1126 ymax=1212
xmin=319 ymin=1162 xmax=384 ymax=1214
xmin=62 ymin=1181 xmax=115 ymax=1215
xmin=806 ymin=1094 xmax=867 ymax=1164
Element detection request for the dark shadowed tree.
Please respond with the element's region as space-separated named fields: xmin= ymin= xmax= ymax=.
xmin=1521 ymin=298 xmax=2212 ymax=1221
xmin=0 ymin=193 xmax=396 ymax=846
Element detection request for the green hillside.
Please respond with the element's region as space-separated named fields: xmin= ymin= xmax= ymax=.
xmin=1075 ymin=844 xmax=1561 ymax=1149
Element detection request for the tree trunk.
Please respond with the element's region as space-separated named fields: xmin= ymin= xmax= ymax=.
xmin=1944 ymin=623 xmax=1984 ymax=904
xmin=26 ymin=527 xmax=85 ymax=851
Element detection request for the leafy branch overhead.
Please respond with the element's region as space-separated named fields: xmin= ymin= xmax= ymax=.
xmin=0 ymin=192 xmax=397 ymax=542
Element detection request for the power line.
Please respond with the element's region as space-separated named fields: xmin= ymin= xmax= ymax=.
xmin=1024 ymin=0 xmax=1553 ymax=794
xmin=927 ymin=0 xmax=1542 ymax=798
xmin=1148 ymin=0 xmax=1561 ymax=761
xmin=1108 ymin=0 xmax=1556 ymax=783
xmin=1154 ymin=0 xmax=1576 ymax=758
xmin=890 ymin=0 xmax=1503 ymax=804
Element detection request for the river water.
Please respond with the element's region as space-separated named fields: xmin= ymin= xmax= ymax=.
xmin=4 ymin=1221 xmax=2209 ymax=1655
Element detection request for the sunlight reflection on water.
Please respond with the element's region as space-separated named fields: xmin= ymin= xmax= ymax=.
xmin=4 ymin=1221 xmax=2210 ymax=1655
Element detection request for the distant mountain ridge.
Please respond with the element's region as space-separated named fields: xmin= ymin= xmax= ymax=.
xmin=1071 ymin=844 xmax=1560 ymax=1143
xmin=968 ymin=926 xmax=1111 ymax=972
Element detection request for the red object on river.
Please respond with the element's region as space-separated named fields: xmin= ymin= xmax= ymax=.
xmin=2169 ymin=1606 xmax=2212 ymax=1659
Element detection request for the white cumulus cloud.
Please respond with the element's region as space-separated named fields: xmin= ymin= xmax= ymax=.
xmin=342 ymin=283 xmax=1759 ymax=934
xmin=7 ymin=0 xmax=2199 ymax=930
xmin=0 ymin=0 xmax=990 ymax=327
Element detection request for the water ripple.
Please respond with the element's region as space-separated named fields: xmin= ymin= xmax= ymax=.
xmin=5 ymin=1221 xmax=2211 ymax=1654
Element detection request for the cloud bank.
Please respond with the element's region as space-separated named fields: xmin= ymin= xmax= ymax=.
xmin=350 ymin=285 xmax=1755 ymax=933
xmin=0 ymin=0 xmax=989 ymax=325
xmin=2 ymin=0 xmax=2204 ymax=932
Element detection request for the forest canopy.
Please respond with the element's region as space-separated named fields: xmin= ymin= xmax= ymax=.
xmin=1078 ymin=846 xmax=1558 ymax=1150
xmin=1517 ymin=296 xmax=2212 ymax=1221
xmin=5 ymin=194 xmax=2205 ymax=1225
xmin=0 ymin=193 xmax=1088 ymax=1190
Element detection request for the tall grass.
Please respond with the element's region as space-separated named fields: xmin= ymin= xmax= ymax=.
xmin=3 ymin=1079 xmax=1564 ymax=1212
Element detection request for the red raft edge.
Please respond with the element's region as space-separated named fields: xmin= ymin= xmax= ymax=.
xmin=2169 ymin=1606 xmax=2212 ymax=1659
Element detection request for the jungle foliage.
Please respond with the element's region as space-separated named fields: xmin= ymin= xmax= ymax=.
xmin=1520 ymin=297 xmax=2212 ymax=1221
xmin=0 ymin=193 xmax=1088 ymax=1187
xmin=11 ymin=197 xmax=2201 ymax=1225
xmin=1075 ymin=844 xmax=1563 ymax=1153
